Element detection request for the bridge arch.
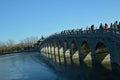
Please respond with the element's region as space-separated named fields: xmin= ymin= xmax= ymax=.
xmin=51 ymin=41 xmax=57 ymax=62
xmin=45 ymin=43 xmax=49 ymax=57
xmin=63 ymin=40 xmax=71 ymax=64
xmin=95 ymin=41 xmax=111 ymax=70
xmin=70 ymin=39 xmax=80 ymax=65
xmin=55 ymin=40 xmax=64 ymax=63
xmin=49 ymin=42 xmax=53 ymax=58
xmin=41 ymin=43 xmax=48 ymax=56
xmin=45 ymin=43 xmax=51 ymax=58
xmin=64 ymin=40 xmax=69 ymax=50
xmin=52 ymin=42 xmax=59 ymax=62
xmin=81 ymin=40 xmax=92 ymax=67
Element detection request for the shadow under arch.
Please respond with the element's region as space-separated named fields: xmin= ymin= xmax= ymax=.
xmin=81 ymin=41 xmax=92 ymax=67
xmin=48 ymin=42 xmax=53 ymax=59
xmin=57 ymin=40 xmax=64 ymax=63
xmin=53 ymin=42 xmax=58 ymax=63
xmin=63 ymin=40 xmax=71 ymax=64
xmin=71 ymin=40 xmax=80 ymax=66
xmin=51 ymin=42 xmax=56 ymax=61
xmin=41 ymin=43 xmax=48 ymax=56
xmin=46 ymin=43 xmax=50 ymax=56
xmin=95 ymin=42 xmax=111 ymax=70
xmin=45 ymin=43 xmax=49 ymax=57
xmin=44 ymin=43 xmax=51 ymax=58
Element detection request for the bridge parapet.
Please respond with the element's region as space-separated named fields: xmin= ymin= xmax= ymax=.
xmin=45 ymin=28 xmax=120 ymax=41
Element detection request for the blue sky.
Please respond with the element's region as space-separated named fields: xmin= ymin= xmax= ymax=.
xmin=0 ymin=0 xmax=120 ymax=43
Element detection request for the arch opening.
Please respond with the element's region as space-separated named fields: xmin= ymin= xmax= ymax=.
xmin=48 ymin=44 xmax=51 ymax=58
xmin=46 ymin=44 xmax=50 ymax=57
xmin=81 ymin=41 xmax=92 ymax=67
xmin=43 ymin=44 xmax=49 ymax=57
xmin=48 ymin=43 xmax=53 ymax=59
xmin=71 ymin=40 xmax=80 ymax=65
xmin=64 ymin=40 xmax=71 ymax=64
xmin=40 ymin=44 xmax=47 ymax=56
xmin=95 ymin=42 xmax=111 ymax=70
xmin=45 ymin=45 xmax=49 ymax=57
xmin=54 ymin=43 xmax=59 ymax=63
xmin=57 ymin=40 xmax=64 ymax=63
xmin=51 ymin=42 xmax=56 ymax=61
xmin=42 ymin=45 xmax=47 ymax=56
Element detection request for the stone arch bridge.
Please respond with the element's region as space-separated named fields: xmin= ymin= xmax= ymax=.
xmin=37 ymin=28 xmax=120 ymax=70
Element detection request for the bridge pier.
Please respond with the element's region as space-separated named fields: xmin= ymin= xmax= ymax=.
xmin=110 ymin=44 xmax=120 ymax=72
xmin=48 ymin=46 xmax=51 ymax=58
xmin=63 ymin=46 xmax=67 ymax=65
xmin=114 ymin=45 xmax=120 ymax=66
xmin=47 ymin=46 xmax=50 ymax=58
xmin=78 ymin=48 xmax=82 ymax=64
xmin=58 ymin=44 xmax=61 ymax=64
xmin=91 ymin=51 xmax=96 ymax=66
xmin=53 ymin=46 xmax=57 ymax=63
xmin=50 ymin=45 xmax=53 ymax=60
xmin=70 ymin=46 xmax=74 ymax=65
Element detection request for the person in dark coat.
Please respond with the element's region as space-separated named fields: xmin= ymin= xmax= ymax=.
xmin=91 ymin=25 xmax=94 ymax=31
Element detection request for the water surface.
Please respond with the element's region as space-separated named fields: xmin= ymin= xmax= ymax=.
xmin=0 ymin=52 xmax=119 ymax=80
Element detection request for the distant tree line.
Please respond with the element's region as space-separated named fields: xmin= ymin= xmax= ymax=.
xmin=0 ymin=36 xmax=39 ymax=54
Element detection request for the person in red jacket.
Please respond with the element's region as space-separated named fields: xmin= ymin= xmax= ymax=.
xmin=104 ymin=23 xmax=108 ymax=30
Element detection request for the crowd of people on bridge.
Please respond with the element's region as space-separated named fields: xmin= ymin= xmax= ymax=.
xmin=35 ymin=21 xmax=120 ymax=48
xmin=60 ymin=21 xmax=120 ymax=35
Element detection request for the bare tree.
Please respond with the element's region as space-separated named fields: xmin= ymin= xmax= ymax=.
xmin=22 ymin=36 xmax=39 ymax=47
xmin=6 ymin=40 xmax=16 ymax=47
xmin=0 ymin=36 xmax=39 ymax=54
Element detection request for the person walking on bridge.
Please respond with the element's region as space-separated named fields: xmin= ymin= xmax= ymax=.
xmin=104 ymin=23 xmax=108 ymax=31
xmin=91 ymin=25 xmax=94 ymax=32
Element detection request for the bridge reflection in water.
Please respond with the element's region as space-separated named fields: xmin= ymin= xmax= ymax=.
xmin=39 ymin=51 xmax=119 ymax=80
